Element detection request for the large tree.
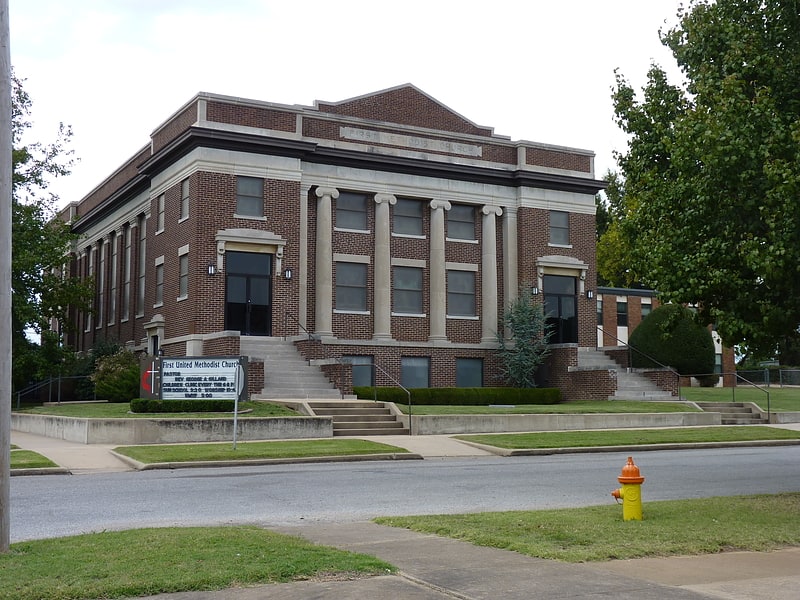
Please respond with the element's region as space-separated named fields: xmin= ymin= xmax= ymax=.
xmin=610 ymin=0 xmax=800 ymax=363
xmin=12 ymin=74 xmax=92 ymax=389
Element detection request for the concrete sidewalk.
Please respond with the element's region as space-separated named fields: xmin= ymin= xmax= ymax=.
xmin=133 ymin=522 xmax=800 ymax=600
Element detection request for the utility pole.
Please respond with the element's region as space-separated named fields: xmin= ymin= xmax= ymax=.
xmin=0 ymin=0 xmax=12 ymax=553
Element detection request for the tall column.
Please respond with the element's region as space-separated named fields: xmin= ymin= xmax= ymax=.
xmin=481 ymin=205 xmax=503 ymax=343
xmin=373 ymin=193 xmax=396 ymax=340
xmin=314 ymin=186 xmax=338 ymax=337
xmin=298 ymin=184 xmax=311 ymax=332
xmin=429 ymin=199 xmax=451 ymax=342
xmin=502 ymin=207 xmax=519 ymax=340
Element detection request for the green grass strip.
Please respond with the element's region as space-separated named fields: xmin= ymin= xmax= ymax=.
xmin=376 ymin=493 xmax=800 ymax=562
xmin=0 ymin=526 xmax=394 ymax=600
xmin=14 ymin=401 xmax=297 ymax=419
xmin=10 ymin=450 xmax=58 ymax=470
xmin=458 ymin=425 xmax=800 ymax=449
xmin=114 ymin=438 xmax=409 ymax=464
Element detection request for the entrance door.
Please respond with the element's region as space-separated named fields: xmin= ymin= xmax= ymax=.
xmin=543 ymin=274 xmax=578 ymax=344
xmin=225 ymin=251 xmax=273 ymax=336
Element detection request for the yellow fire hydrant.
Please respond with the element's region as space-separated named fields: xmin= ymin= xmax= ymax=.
xmin=611 ymin=456 xmax=645 ymax=521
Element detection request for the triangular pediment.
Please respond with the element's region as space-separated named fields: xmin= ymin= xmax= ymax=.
xmin=314 ymin=84 xmax=494 ymax=137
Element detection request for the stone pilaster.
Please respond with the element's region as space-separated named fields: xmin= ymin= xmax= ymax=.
xmin=373 ymin=193 xmax=396 ymax=340
xmin=314 ymin=186 xmax=339 ymax=337
xmin=481 ymin=205 xmax=503 ymax=343
xmin=429 ymin=199 xmax=451 ymax=341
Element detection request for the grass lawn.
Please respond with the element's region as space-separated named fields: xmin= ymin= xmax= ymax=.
xmin=114 ymin=438 xmax=410 ymax=464
xmin=457 ymin=425 xmax=800 ymax=450
xmin=0 ymin=527 xmax=394 ymax=600
xmin=10 ymin=450 xmax=58 ymax=470
xmin=681 ymin=386 xmax=800 ymax=412
xmin=395 ymin=400 xmax=698 ymax=415
xmin=375 ymin=493 xmax=800 ymax=562
xmin=14 ymin=401 xmax=297 ymax=419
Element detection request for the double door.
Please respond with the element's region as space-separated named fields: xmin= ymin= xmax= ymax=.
xmin=225 ymin=251 xmax=273 ymax=336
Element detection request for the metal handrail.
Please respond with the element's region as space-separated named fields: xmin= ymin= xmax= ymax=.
xmin=733 ymin=373 xmax=771 ymax=422
xmin=14 ymin=374 xmax=94 ymax=408
xmin=283 ymin=311 xmax=313 ymax=341
xmin=283 ymin=312 xmax=350 ymax=400
xmin=596 ymin=326 xmax=681 ymax=398
xmin=368 ymin=362 xmax=413 ymax=436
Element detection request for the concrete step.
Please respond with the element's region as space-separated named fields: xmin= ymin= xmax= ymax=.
xmin=694 ymin=402 xmax=768 ymax=424
xmin=333 ymin=426 xmax=410 ymax=436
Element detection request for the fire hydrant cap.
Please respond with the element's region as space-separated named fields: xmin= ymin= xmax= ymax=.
xmin=618 ymin=456 xmax=645 ymax=484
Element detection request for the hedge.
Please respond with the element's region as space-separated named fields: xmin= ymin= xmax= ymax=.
xmin=130 ymin=398 xmax=236 ymax=413
xmin=353 ymin=387 xmax=561 ymax=405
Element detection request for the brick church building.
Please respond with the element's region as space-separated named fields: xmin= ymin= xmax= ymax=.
xmin=60 ymin=84 xmax=608 ymax=398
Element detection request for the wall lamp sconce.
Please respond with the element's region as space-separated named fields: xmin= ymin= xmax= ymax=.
xmin=531 ymin=287 xmax=539 ymax=295
xmin=284 ymin=269 xmax=292 ymax=280
xmin=207 ymin=265 xmax=216 ymax=276
xmin=586 ymin=290 xmax=595 ymax=299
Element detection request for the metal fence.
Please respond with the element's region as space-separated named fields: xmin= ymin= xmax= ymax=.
xmin=736 ymin=369 xmax=800 ymax=387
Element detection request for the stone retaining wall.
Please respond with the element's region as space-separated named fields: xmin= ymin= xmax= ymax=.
xmin=11 ymin=413 xmax=332 ymax=445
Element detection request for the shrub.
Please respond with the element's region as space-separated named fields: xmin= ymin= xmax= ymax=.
xmin=353 ymin=386 xmax=561 ymax=405
xmin=91 ymin=349 xmax=140 ymax=403
xmin=629 ymin=304 xmax=715 ymax=375
xmin=130 ymin=398 xmax=236 ymax=413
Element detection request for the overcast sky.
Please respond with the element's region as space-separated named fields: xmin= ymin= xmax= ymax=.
xmin=11 ymin=0 xmax=686 ymax=208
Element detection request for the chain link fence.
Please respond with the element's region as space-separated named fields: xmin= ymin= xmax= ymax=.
xmin=736 ymin=369 xmax=800 ymax=387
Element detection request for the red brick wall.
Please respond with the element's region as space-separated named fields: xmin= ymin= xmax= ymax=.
xmin=152 ymin=102 xmax=199 ymax=154
xmin=316 ymin=86 xmax=494 ymax=136
xmin=526 ymin=147 xmax=591 ymax=173
xmin=76 ymin=147 xmax=150 ymax=218
xmin=206 ymin=101 xmax=296 ymax=133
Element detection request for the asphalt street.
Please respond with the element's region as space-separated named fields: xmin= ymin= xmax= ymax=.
xmin=11 ymin=445 xmax=800 ymax=543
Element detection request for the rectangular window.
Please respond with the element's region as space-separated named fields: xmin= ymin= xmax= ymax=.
xmin=335 ymin=262 xmax=368 ymax=311
xmin=597 ymin=297 xmax=604 ymax=326
xmin=154 ymin=260 xmax=164 ymax=307
xmin=178 ymin=253 xmax=189 ymax=299
xmin=336 ymin=192 xmax=368 ymax=230
xmin=85 ymin=246 xmax=94 ymax=331
xmin=108 ymin=232 xmax=118 ymax=324
xmin=122 ymin=225 xmax=131 ymax=321
xmin=236 ymin=176 xmax=264 ymax=217
xmin=617 ymin=301 xmax=628 ymax=327
xmin=97 ymin=241 xmax=106 ymax=327
xmin=549 ymin=210 xmax=569 ymax=245
xmin=156 ymin=194 xmax=165 ymax=232
xmin=447 ymin=204 xmax=475 ymax=240
xmin=456 ymin=358 xmax=483 ymax=387
xmin=641 ymin=301 xmax=652 ymax=319
xmin=447 ymin=270 xmax=476 ymax=316
xmin=401 ymin=356 xmax=430 ymax=388
xmin=393 ymin=266 xmax=423 ymax=314
xmin=136 ymin=216 xmax=146 ymax=316
xmin=343 ymin=355 xmax=374 ymax=388
xmin=393 ymin=198 xmax=423 ymax=236
xmin=180 ymin=178 xmax=190 ymax=220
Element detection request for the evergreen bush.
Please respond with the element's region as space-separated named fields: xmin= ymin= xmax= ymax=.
xmin=629 ymin=304 xmax=715 ymax=375
xmin=91 ymin=349 xmax=140 ymax=403
xmin=353 ymin=386 xmax=561 ymax=405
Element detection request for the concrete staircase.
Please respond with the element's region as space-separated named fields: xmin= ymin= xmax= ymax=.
xmin=241 ymin=337 xmax=346 ymax=400
xmin=694 ymin=402 xmax=768 ymax=425
xmin=307 ymin=401 xmax=409 ymax=436
xmin=578 ymin=348 xmax=676 ymax=400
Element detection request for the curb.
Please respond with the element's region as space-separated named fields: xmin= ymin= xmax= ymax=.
xmin=110 ymin=450 xmax=424 ymax=471
xmin=10 ymin=467 xmax=71 ymax=477
xmin=459 ymin=438 xmax=800 ymax=457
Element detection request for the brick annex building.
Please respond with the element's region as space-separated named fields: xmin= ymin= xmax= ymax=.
xmin=61 ymin=84 xmax=609 ymax=398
